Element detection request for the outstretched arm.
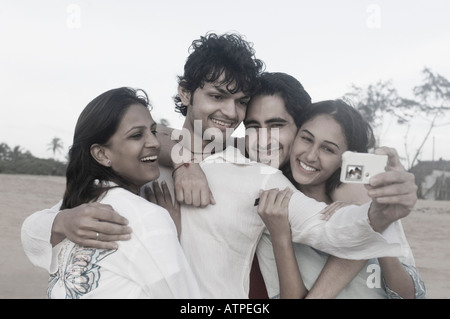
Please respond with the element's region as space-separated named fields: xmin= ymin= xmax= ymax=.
xmin=322 ymin=146 xmax=421 ymax=298
xmin=366 ymin=147 xmax=417 ymax=233
xmin=364 ymin=148 xmax=420 ymax=298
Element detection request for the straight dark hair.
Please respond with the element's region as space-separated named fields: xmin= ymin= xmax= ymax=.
xmin=288 ymin=99 xmax=375 ymax=198
xmin=250 ymin=72 xmax=312 ymax=177
xmin=250 ymin=72 xmax=312 ymax=127
xmin=61 ymin=87 xmax=151 ymax=210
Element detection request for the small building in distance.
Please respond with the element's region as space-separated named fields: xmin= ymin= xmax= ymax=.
xmin=409 ymin=159 xmax=450 ymax=200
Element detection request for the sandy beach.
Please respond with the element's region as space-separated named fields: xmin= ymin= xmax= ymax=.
xmin=1 ymin=173 xmax=449 ymax=299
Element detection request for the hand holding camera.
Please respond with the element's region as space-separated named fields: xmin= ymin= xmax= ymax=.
xmin=354 ymin=147 xmax=418 ymax=232
xmin=340 ymin=151 xmax=388 ymax=184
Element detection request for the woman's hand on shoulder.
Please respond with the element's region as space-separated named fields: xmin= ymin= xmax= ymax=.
xmin=144 ymin=181 xmax=181 ymax=238
xmin=256 ymin=187 xmax=293 ymax=239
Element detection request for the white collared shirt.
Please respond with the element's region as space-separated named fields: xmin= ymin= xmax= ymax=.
xmin=26 ymin=186 xmax=201 ymax=299
xmin=22 ymin=146 xmax=409 ymax=299
xmin=154 ymin=146 xmax=409 ymax=298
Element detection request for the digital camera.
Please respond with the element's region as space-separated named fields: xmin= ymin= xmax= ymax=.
xmin=340 ymin=151 xmax=388 ymax=184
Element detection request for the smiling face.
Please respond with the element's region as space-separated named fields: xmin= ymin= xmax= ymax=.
xmin=103 ymin=103 xmax=161 ymax=192
xmin=181 ymin=73 xmax=251 ymax=151
xmin=290 ymin=114 xmax=348 ymax=190
xmin=244 ymin=94 xmax=298 ymax=168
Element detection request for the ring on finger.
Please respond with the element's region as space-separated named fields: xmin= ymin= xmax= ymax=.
xmin=96 ymin=232 xmax=99 ymax=241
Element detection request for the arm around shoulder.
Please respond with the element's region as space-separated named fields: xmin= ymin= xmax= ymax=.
xmin=117 ymin=195 xmax=201 ymax=298
xmin=21 ymin=201 xmax=62 ymax=271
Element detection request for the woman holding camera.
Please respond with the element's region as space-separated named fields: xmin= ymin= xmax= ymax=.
xmin=257 ymin=99 xmax=426 ymax=299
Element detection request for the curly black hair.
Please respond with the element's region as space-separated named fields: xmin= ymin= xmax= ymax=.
xmin=174 ymin=32 xmax=265 ymax=115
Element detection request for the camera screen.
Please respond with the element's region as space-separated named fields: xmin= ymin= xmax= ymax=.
xmin=344 ymin=165 xmax=364 ymax=181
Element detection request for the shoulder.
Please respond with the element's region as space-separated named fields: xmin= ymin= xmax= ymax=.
xmin=99 ymin=187 xmax=174 ymax=231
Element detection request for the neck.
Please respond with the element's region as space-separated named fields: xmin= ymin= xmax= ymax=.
xmin=121 ymin=183 xmax=140 ymax=195
xmin=181 ymin=122 xmax=231 ymax=157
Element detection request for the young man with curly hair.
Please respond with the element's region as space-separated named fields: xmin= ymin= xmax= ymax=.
xmin=22 ymin=32 xmax=417 ymax=299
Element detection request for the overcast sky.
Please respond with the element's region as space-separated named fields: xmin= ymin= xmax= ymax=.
xmin=1 ymin=0 xmax=449 ymax=167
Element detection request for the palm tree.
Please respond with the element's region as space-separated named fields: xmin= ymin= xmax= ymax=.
xmin=0 ymin=143 xmax=11 ymax=160
xmin=47 ymin=137 xmax=64 ymax=159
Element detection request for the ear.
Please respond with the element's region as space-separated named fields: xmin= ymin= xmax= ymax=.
xmin=178 ymin=84 xmax=191 ymax=106
xmin=90 ymin=144 xmax=111 ymax=167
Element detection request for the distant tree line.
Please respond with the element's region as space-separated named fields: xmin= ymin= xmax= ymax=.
xmin=345 ymin=67 xmax=450 ymax=169
xmin=0 ymin=142 xmax=66 ymax=176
